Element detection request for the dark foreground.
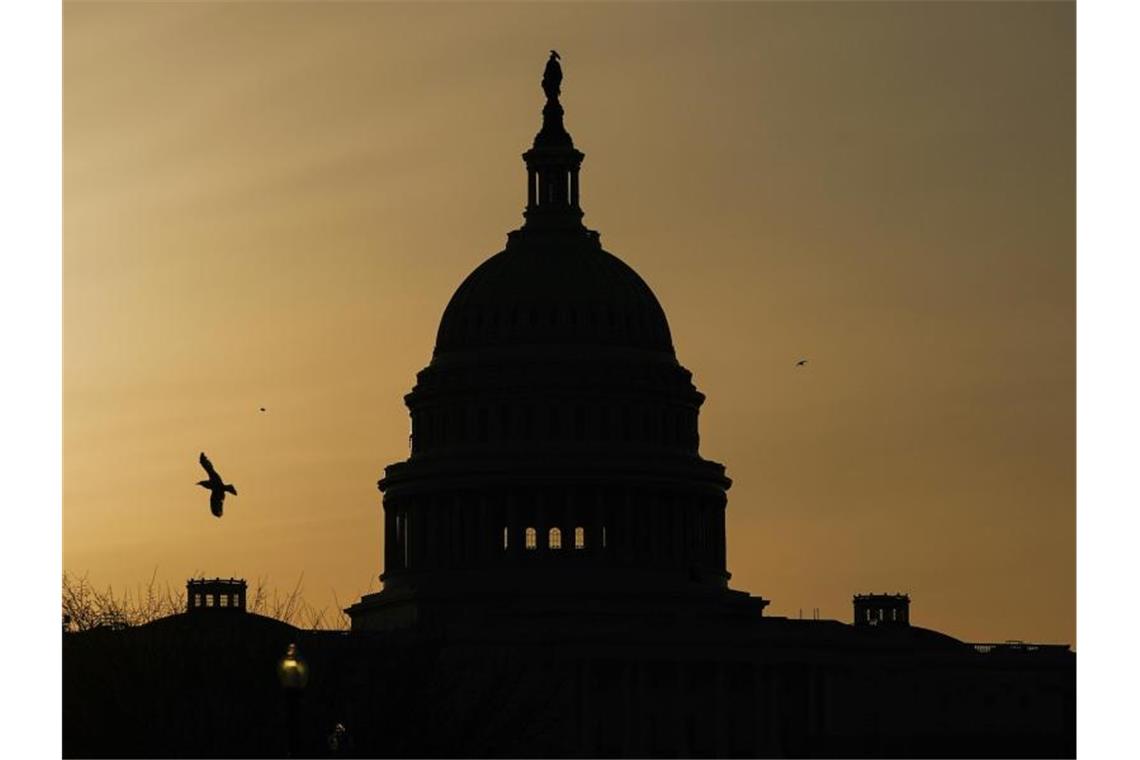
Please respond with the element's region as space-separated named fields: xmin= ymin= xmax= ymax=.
xmin=63 ymin=607 xmax=1074 ymax=758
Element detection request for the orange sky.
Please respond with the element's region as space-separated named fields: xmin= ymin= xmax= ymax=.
xmin=64 ymin=1 xmax=1074 ymax=644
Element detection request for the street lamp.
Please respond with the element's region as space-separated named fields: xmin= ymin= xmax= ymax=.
xmin=277 ymin=642 xmax=309 ymax=689
xmin=277 ymin=643 xmax=309 ymax=757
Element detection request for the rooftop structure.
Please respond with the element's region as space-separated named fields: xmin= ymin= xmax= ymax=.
xmin=186 ymin=578 xmax=247 ymax=614
xmin=853 ymin=592 xmax=911 ymax=627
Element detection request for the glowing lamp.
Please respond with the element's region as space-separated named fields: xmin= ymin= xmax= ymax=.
xmin=277 ymin=643 xmax=309 ymax=690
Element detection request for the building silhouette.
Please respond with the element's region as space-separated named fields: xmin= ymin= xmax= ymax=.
xmin=346 ymin=51 xmax=768 ymax=634
xmin=63 ymin=56 xmax=1075 ymax=758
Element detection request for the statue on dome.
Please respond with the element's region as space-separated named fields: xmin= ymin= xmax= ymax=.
xmin=542 ymin=50 xmax=562 ymax=101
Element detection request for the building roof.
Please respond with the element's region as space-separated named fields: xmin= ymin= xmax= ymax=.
xmin=434 ymin=238 xmax=674 ymax=356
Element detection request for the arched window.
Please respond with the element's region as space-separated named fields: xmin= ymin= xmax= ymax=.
xmin=549 ymin=527 xmax=562 ymax=549
xmin=575 ymin=527 xmax=585 ymax=549
xmin=525 ymin=527 xmax=537 ymax=550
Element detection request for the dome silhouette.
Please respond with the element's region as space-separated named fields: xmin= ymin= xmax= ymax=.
xmin=350 ymin=53 xmax=748 ymax=628
xmin=434 ymin=237 xmax=674 ymax=355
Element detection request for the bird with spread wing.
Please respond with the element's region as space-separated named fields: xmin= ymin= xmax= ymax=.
xmin=197 ymin=452 xmax=237 ymax=518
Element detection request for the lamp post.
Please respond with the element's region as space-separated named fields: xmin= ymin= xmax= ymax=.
xmin=277 ymin=642 xmax=309 ymax=757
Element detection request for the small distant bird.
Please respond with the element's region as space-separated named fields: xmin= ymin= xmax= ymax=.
xmin=795 ymin=359 xmax=808 ymax=367
xmin=259 ymin=407 xmax=266 ymax=412
xmin=197 ymin=452 xmax=237 ymax=518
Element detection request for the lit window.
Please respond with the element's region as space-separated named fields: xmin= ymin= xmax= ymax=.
xmin=525 ymin=527 xmax=537 ymax=550
xmin=549 ymin=527 xmax=562 ymax=549
xmin=503 ymin=526 xmax=509 ymax=550
xmin=575 ymin=527 xmax=585 ymax=549
xmin=206 ymin=595 xmax=214 ymax=607
xmin=220 ymin=594 xmax=228 ymax=608
xmin=602 ymin=526 xmax=607 ymax=548
xmin=194 ymin=594 xmax=202 ymax=608
xmin=232 ymin=594 xmax=240 ymax=607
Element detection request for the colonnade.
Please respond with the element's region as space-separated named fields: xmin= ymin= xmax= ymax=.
xmin=381 ymin=484 xmax=727 ymax=586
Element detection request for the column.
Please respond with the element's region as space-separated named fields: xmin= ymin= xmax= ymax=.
xmin=415 ymin=498 xmax=427 ymax=570
xmin=383 ymin=504 xmax=395 ymax=574
xmin=592 ymin=487 xmax=604 ymax=559
xmin=507 ymin=489 xmax=518 ymax=560
xmin=717 ymin=501 xmax=727 ymax=572
xmin=622 ymin=486 xmax=633 ymax=565
xmin=538 ymin=491 xmax=548 ymax=554
xmin=477 ymin=492 xmax=489 ymax=562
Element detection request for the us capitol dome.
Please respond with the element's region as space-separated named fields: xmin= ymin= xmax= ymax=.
xmin=348 ymin=53 xmax=768 ymax=632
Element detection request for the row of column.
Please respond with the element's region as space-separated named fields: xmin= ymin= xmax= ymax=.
xmin=382 ymin=486 xmax=726 ymax=580
xmin=527 ymin=166 xmax=580 ymax=209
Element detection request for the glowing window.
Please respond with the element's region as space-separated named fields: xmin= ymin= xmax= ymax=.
xmin=194 ymin=594 xmax=202 ymax=608
xmin=525 ymin=527 xmax=537 ymax=550
xmin=503 ymin=526 xmax=509 ymax=550
xmin=549 ymin=527 xmax=562 ymax=549
xmin=206 ymin=595 xmax=214 ymax=608
xmin=575 ymin=527 xmax=585 ymax=549
xmin=219 ymin=594 xmax=228 ymax=608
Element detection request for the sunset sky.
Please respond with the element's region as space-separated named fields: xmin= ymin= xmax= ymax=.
xmin=63 ymin=1 xmax=1074 ymax=644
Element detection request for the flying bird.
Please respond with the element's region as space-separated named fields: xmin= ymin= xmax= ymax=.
xmin=197 ymin=452 xmax=237 ymax=518
xmin=795 ymin=359 xmax=808 ymax=367
xmin=259 ymin=407 xmax=266 ymax=412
